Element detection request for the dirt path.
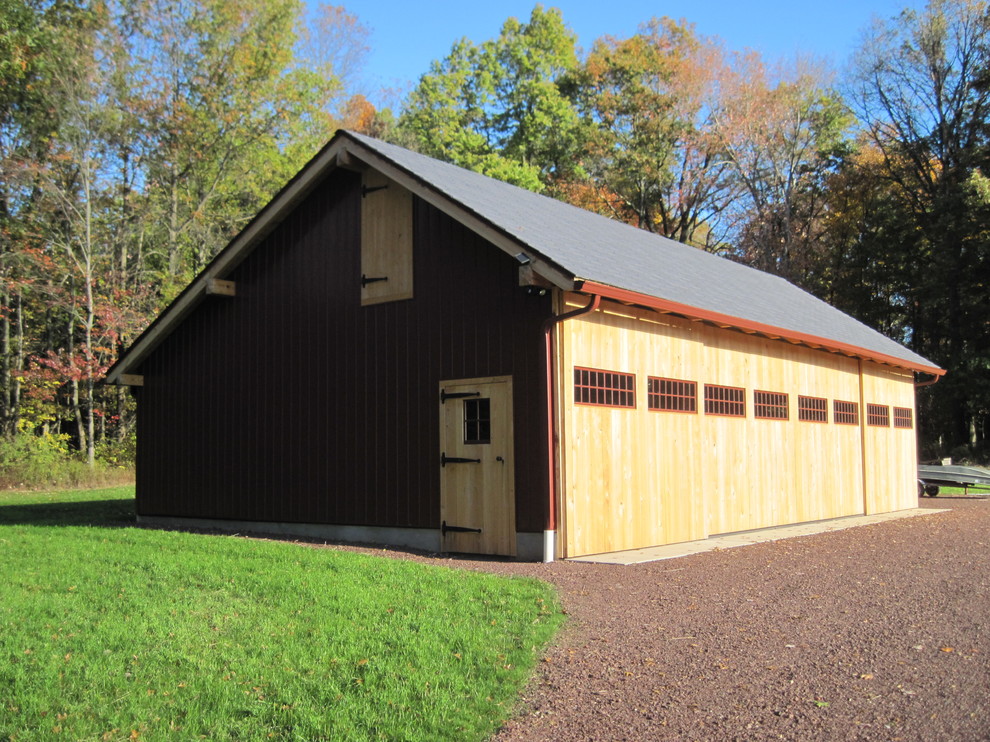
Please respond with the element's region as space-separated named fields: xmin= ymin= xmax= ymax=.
xmin=428 ymin=498 xmax=990 ymax=741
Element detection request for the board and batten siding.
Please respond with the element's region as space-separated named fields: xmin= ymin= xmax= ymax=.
xmin=135 ymin=168 xmax=552 ymax=534
xmin=558 ymin=295 xmax=919 ymax=558
xmin=860 ymin=364 xmax=918 ymax=515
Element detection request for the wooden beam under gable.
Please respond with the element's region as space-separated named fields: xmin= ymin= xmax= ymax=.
xmin=335 ymin=149 xmax=366 ymax=171
xmin=119 ymin=374 xmax=144 ymax=386
xmin=206 ymin=279 xmax=236 ymax=297
xmin=518 ymin=264 xmax=556 ymax=290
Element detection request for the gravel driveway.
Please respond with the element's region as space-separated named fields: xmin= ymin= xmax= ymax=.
xmin=433 ymin=497 xmax=990 ymax=741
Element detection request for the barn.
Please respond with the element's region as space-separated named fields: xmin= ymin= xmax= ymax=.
xmin=106 ymin=130 xmax=943 ymax=561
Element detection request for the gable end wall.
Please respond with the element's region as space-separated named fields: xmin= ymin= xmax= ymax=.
xmin=135 ymin=168 xmax=552 ymax=533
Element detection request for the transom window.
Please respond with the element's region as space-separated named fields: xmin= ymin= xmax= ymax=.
xmin=867 ymin=403 xmax=890 ymax=427
xmin=574 ymin=367 xmax=635 ymax=408
xmin=893 ymin=407 xmax=914 ymax=429
xmin=463 ymin=398 xmax=491 ymax=444
xmin=798 ymin=395 xmax=828 ymax=423
xmin=754 ymin=390 xmax=789 ymax=420
xmin=834 ymin=400 xmax=860 ymax=425
xmin=648 ymin=377 xmax=697 ymax=413
xmin=704 ymin=384 xmax=746 ymax=417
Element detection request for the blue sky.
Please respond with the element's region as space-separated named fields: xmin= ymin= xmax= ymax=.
xmin=332 ymin=0 xmax=923 ymax=107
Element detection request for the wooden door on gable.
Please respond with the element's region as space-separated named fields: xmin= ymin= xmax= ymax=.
xmin=439 ymin=377 xmax=516 ymax=556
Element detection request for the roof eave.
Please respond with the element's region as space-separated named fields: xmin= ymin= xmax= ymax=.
xmin=106 ymin=131 xmax=579 ymax=384
xmin=577 ymin=280 xmax=945 ymax=377
xmin=109 ymin=128 xmax=936 ymax=384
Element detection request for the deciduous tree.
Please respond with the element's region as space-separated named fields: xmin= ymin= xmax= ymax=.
xmin=849 ymin=0 xmax=990 ymax=454
xmin=712 ymin=54 xmax=851 ymax=282
xmin=0 ymin=0 xmax=371 ymax=466
xmin=400 ymin=5 xmax=585 ymax=191
xmin=569 ymin=18 xmax=739 ymax=248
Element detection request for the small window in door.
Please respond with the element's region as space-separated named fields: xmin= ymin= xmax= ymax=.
xmin=464 ymin=398 xmax=491 ymax=444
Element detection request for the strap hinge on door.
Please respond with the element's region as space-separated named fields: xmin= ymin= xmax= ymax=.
xmin=361 ymin=274 xmax=389 ymax=287
xmin=442 ymin=520 xmax=482 ymax=536
xmin=441 ymin=452 xmax=481 ymax=467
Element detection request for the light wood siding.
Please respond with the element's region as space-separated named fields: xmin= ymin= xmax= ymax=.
xmin=439 ymin=377 xmax=516 ymax=556
xmin=560 ymin=302 xmax=706 ymax=556
xmin=696 ymin=324 xmax=864 ymax=537
xmin=860 ymin=363 xmax=918 ymax=514
xmin=559 ymin=295 xmax=917 ymax=558
xmin=360 ymin=170 xmax=413 ymax=305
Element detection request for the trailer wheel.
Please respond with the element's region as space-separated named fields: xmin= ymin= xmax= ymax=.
xmin=918 ymin=481 xmax=925 ymax=497
xmin=925 ymin=485 xmax=940 ymax=497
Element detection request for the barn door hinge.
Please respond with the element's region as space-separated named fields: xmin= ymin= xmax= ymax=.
xmin=441 ymin=452 xmax=481 ymax=467
xmin=361 ymin=184 xmax=388 ymax=198
xmin=361 ymin=274 xmax=389 ymax=287
xmin=442 ymin=520 xmax=482 ymax=536
xmin=440 ymin=390 xmax=480 ymax=403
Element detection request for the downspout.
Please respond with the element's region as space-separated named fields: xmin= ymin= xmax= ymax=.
xmin=541 ymin=293 xmax=601 ymax=562
xmin=913 ymin=371 xmax=941 ymax=469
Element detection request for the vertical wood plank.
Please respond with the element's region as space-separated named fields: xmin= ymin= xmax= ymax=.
xmin=360 ymin=171 xmax=413 ymax=305
xmin=558 ymin=295 xmax=913 ymax=558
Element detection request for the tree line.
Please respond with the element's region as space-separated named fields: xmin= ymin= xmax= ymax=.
xmin=0 ymin=0 xmax=986 ymax=474
xmin=388 ymin=1 xmax=990 ymax=460
xmin=0 ymin=0 xmax=373 ymax=473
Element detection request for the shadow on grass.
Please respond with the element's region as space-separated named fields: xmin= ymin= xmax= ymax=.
xmin=0 ymin=498 xmax=136 ymax=527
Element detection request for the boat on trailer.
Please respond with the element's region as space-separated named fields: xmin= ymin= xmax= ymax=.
xmin=917 ymin=463 xmax=990 ymax=496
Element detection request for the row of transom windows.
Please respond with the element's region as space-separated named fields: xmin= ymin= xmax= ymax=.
xmin=573 ymin=367 xmax=914 ymax=429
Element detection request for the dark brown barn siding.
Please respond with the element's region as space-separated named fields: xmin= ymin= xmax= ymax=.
xmin=136 ymin=168 xmax=552 ymax=533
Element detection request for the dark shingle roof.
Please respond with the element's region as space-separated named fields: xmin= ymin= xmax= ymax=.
xmin=345 ymin=131 xmax=937 ymax=372
xmin=106 ymin=129 xmax=940 ymax=382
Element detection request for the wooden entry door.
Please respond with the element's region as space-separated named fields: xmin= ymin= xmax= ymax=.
xmin=439 ymin=376 xmax=515 ymax=556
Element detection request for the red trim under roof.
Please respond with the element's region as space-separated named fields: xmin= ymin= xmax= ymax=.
xmin=577 ymin=280 xmax=945 ymax=377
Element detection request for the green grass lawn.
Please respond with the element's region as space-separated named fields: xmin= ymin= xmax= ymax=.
xmin=0 ymin=487 xmax=564 ymax=741
xmin=926 ymin=485 xmax=990 ymax=496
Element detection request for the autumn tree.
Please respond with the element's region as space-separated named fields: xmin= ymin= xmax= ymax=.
xmin=25 ymin=4 xmax=157 ymax=464
xmin=849 ymin=0 xmax=990 ymax=454
xmin=0 ymin=0 xmax=371 ymax=470
xmin=124 ymin=0 xmax=342 ymax=292
xmin=567 ymin=19 xmax=742 ymax=248
xmin=0 ymin=0 xmax=97 ymax=438
xmin=299 ymin=3 xmax=371 ymax=121
xmin=711 ymin=54 xmax=851 ymax=283
xmin=815 ymin=141 xmax=922 ymax=341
